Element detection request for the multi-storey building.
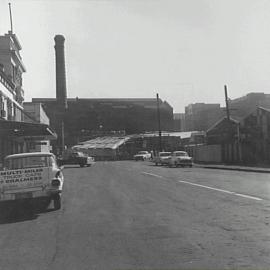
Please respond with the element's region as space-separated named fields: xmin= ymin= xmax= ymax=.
xmin=0 ymin=31 xmax=25 ymax=121
xmin=229 ymin=92 xmax=270 ymax=118
xmin=173 ymin=113 xmax=186 ymax=131
xmin=185 ymin=103 xmax=224 ymax=131
xmin=0 ymin=31 xmax=56 ymax=162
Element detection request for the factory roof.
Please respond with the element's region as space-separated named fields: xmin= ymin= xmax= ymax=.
xmin=73 ymin=136 xmax=130 ymax=150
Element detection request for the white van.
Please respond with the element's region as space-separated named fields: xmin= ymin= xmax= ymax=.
xmin=1 ymin=152 xmax=64 ymax=210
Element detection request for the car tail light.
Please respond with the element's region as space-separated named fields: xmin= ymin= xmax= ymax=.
xmin=51 ymin=179 xmax=60 ymax=187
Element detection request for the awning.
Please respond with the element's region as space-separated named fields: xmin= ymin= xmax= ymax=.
xmin=0 ymin=120 xmax=57 ymax=140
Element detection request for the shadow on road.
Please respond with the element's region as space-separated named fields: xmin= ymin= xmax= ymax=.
xmin=146 ymin=163 xmax=193 ymax=170
xmin=0 ymin=200 xmax=56 ymax=224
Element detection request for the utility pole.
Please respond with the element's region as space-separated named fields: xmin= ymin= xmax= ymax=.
xmin=224 ymin=85 xmax=230 ymax=120
xmin=156 ymin=93 xmax=162 ymax=152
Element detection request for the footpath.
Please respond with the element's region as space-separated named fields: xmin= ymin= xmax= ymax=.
xmin=195 ymin=163 xmax=270 ymax=173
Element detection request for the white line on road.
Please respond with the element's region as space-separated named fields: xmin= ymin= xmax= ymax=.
xmin=142 ymin=172 xmax=164 ymax=178
xmin=178 ymin=180 xmax=263 ymax=201
xmin=140 ymin=172 xmax=263 ymax=201
xmin=233 ymin=193 xmax=263 ymax=201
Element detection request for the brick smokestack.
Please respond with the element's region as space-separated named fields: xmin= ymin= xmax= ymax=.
xmin=54 ymin=35 xmax=67 ymax=110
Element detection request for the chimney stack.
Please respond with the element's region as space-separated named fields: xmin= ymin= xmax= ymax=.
xmin=54 ymin=35 xmax=67 ymax=110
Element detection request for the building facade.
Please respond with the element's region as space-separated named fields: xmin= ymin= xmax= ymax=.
xmin=23 ymin=102 xmax=52 ymax=152
xmin=173 ymin=113 xmax=186 ymax=131
xmin=0 ymin=31 xmax=56 ymax=162
xmin=31 ymin=97 xmax=174 ymax=148
xmin=182 ymin=93 xmax=270 ymax=132
xmin=0 ymin=31 xmax=26 ymax=162
xmin=190 ymin=106 xmax=270 ymax=165
xmin=0 ymin=31 xmax=25 ymax=121
xmin=240 ymin=107 xmax=270 ymax=164
xmin=184 ymin=103 xmax=224 ymax=131
xmin=229 ymin=92 xmax=270 ymax=118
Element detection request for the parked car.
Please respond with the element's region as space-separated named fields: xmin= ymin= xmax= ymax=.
xmin=133 ymin=151 xmax=151 ymax=161
xmin=168 ymin=151 xmax=193 ymax=167
xmin=153 ymin=152 xmax=171 ymax=166
xmin=57 ymin=151 xmax=95 ymax=167
xmin=1 ymin=152 xmax=64 ymax=210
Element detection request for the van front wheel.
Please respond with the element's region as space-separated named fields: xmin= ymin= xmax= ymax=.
xmin=53 ymin=194 xmax=61 ymax=210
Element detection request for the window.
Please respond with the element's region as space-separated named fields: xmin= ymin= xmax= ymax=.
xmin=12 ymin=65 xmax=16 ymax=82
xmin=0 ymin=96 xmax=6 ymax=118
xmin=4 ymin=156 xmax=52 ymax=170
xmin=7 ymin=99 xmax=12 ymax=120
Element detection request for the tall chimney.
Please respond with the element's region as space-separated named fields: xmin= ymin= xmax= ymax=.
xmin=54 ymin=35 xmax=67 ymax=110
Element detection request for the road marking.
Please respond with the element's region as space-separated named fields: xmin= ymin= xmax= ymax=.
xmin=140 ymin=172 xmax=263 ymax=201
xmin=178 ymin=180 xmax=263 ymax=201
xmin=233 ymin=193 xmax=263 ymax=201
xmin=142 ymin=172 xmax=163 ymax=178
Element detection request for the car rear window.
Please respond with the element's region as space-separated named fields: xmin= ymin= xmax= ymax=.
xmin=4 ymin=156 xmax=54 ymax=170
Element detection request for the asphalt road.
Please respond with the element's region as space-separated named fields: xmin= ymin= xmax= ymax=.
xmin=0 ymin=161 xmax=270 ymax=270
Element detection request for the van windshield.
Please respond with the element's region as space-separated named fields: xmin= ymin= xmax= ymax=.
xmin=4 ymin=156 xmax=54 ymax=170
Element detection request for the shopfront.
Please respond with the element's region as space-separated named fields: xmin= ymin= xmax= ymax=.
xmin=0 ymin=120 xmax=57 ymax=164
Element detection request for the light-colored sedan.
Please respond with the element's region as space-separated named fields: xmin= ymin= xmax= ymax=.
xmin=153 ymin=152 xmax=171 ymax=166
xmin=133 ymin=151 xmax=151 ymax=161
xmin=168 ymin=151 xmax=193 ymax=167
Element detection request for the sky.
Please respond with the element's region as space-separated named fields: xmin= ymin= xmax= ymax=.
xmin=1 ymin=0 xmax=270 ymax=113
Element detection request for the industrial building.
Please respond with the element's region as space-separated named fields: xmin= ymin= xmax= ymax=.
xmin=32 ymin=97 xmax=174 ymax=148
xmin=24 ymin=35 xmax=174 ymax=153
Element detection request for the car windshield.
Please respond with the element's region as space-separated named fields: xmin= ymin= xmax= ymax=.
xmin=175 ymin=152 xmax=188 ymax=157
xmin=4 ymin=156 xmax=54 ymax=170
xmin=160 ymin=152 xmax=171 ymax=157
